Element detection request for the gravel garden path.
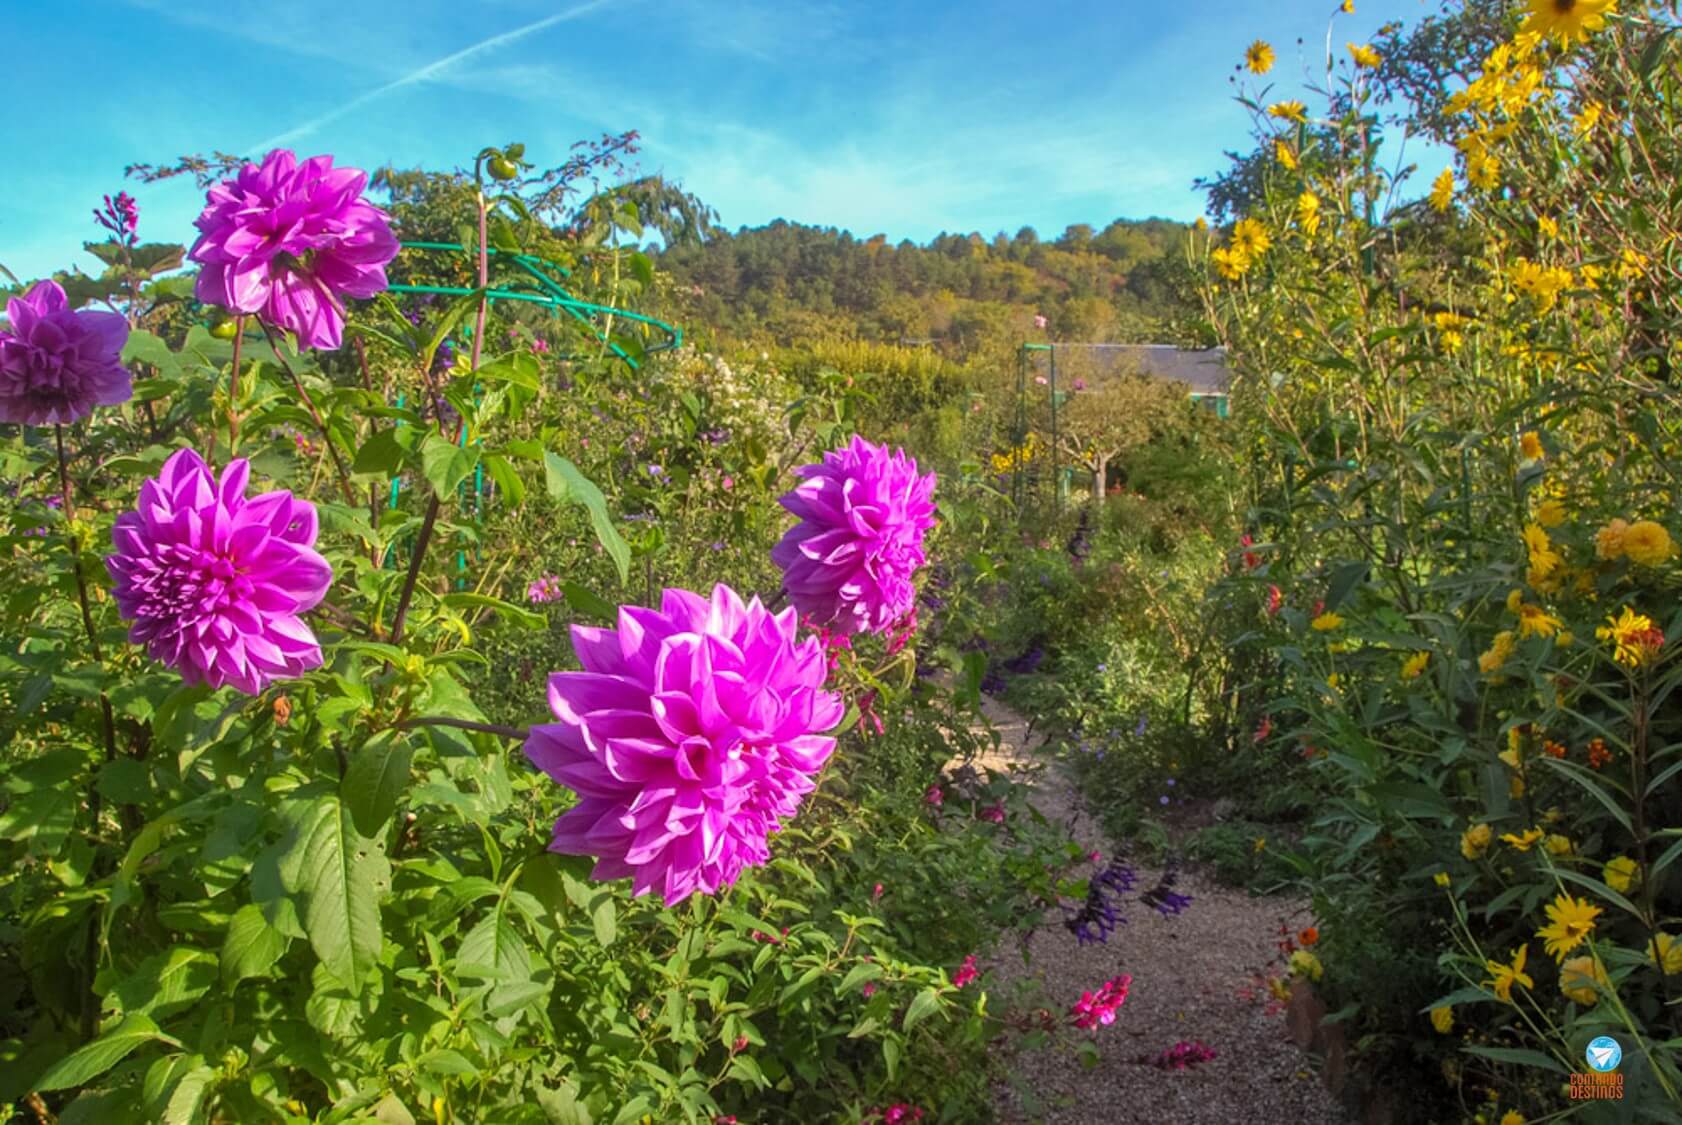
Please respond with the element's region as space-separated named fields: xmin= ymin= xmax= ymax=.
xmin=962 ymin=696 xmax=1351 ymax=1125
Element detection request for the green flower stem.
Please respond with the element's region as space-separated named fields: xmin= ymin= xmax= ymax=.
xmin=227 ymin=314 xmax=244 ymax=456
xmin=257 ymin=320 xmax=357 ymax=506
xmin=392 ymin=715 xmax=528 ymax=741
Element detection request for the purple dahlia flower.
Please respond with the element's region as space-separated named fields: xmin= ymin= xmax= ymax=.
xmin=106 ymin=449 xmax=332 ymax=694
xmin=0 ymin=280 xmax=131 ymax=425
xmin=189 ymin=150 xmax=399 ymax=351
xmin=771 ymin=435 xmax=937 ymax=636
xmin=525 ymin=584 xmax=843 ymax=905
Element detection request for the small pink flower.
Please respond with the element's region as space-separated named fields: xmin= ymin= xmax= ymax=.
xmin=731 ymin=1035 xmax=748 ymax=1052
xmin=978 ymin=803 xmax=1006 ymax=824
xmin=1070 ymin=974 xmax=1132 ymax=1030
xmin=721 ymin=475 xmax=734 ymax=490
xmin=1034 ymin=375 xmax=1049 ymax=386
xmin=1266 ymin=585 xmax=1282 ymax=615
xmin=1088 ymin=850 xmax=1101 ymax=863
xmin=925 ymin=784 xmax=944 ymax=807
xmin=953 ymin=954 xmax=979 ymax=988
xmin=872 ymin=882 xmax=884 ymax=901
xmin=1033 ymin=314 xmax=1048 ymax=329
xmin=862 ymin=981 xmax=877 ymax=997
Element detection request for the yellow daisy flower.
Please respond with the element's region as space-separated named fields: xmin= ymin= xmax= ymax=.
xmin=1268 ymin=100 xmax=1308 ymax=123
xmin=1520 ymin=431 xmax=1544 ymax=461
xmin=1231 ymin=218 xmax=1272 ymax=258
xmin=1461 ymin=823 xmax=1493 ymax=860
xmin=1649 ymin=932 xmax=1682 ymax=974
xmin=1297 ymin=191 xmax=1321 ymax=235
xmin=1595 ymin=517 xmax=1629 ymax=560
xmin=1347 ymin=42 xmax=1381 ymax=68
xmin=1537 ymin=894 xmax=1602 ymax=961
xmin=1500 ymin=827 xmax=1544 ymax=852
xmin=1521 ymin=0 xmax=1616 ymax=46
xmin=1245 ymin=39 xmax=1276 ymax=74
xmin=1311 ymin=612 xmax=1343 ymax=632
xmin=1428 ymin=168 xmax=1455 ymax=213
xmin=1484 ymin=944 xmax=1533 ymax=1002
xmin=1430 ymin=1005 xmax=1454 ymax=1033
xmin=1603 ymin=855 xmax=1639 ymax=894
xmin=1400 ymin=651 xmax=1429 ymax=680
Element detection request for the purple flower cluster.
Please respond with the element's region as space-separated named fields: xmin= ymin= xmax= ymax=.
xmin=0 ymin=280 xmax=132 ymax=425
xmin=1140 ymin=866 xmax=1193 ymax=917
xmin=772 ymin=435 xmax=936 ymax=637
xmin=189 ymin=149 xmax=398 ymax=351
xmin=106 ymin=449 xmax=332 ymax=694
xmin=528 ymin=575 xmax=565 ymax=604
xmin=524 ymin=585 xmax=843 ymax=905
xmin=94 ymin=191 xmax=140 ymax=246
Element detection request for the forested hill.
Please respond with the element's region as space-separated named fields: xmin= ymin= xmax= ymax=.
xmin=652 ymin=217 xmax=1203 ymax=361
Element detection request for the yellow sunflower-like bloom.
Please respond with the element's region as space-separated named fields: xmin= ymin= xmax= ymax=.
xmin=1461 ymin=823 xmax=1493 ymax=860
xmin=1595 ymin=518 xmax=1629 ymax=560
xmin=1516 ymin=602 xmax=1562 ymax=640
xmin=1429 ymin=1005 xmax=1454 ymax=1033
xmin=1650 ymin=932 xmax=1682 ymax=974
xmin=1501 ymin=827 xmax=1544 ymax=852
xmin=1596 ymin=606 xmax=1663 ymax=667
xmin=1603 ymin=855 xmax=1639 ymax=894
xmin=1231 ymin=218 xmax=1271 ymax=258
xmin=1537 ymin=894 xmax=1602 ymax=961
xmin=1534 ymin=498 xmax=1565 ymax=527
xmin=1297 ymin=191 xmax=1321 ymax=236
xmin=1559 ymin=955 xmax=1608 ymax=1005
xmin=1311 ymin=612 xmax=1343 ymax=632
xmin=1520 ymin=431 xmax=1544 ymax=461
xmin=1245 ymin=39 xmax=1276 ymax=74
xmin=1429 ymin=168 xmax=1455 ymax=213
xmin=1211 ymin=246 xmax=1251 ymax=281
xmin=1521 ymin=0 xmax=1616 ymax=48
xmin=1622 ymin=519 xmax=1673 ymax=566
xmin=1347 ymin=42 xmax=1381 ymax=68
xmin=1269 ymin=100 xmax=1308 ymax=123
xmin=1400 ymin=651 xmax=1429 ymax=680
xmin=1485 ymin=943 xmax=1533 ymax=1002
xmin=1275 ymin=140 xmax=1298 ymax=170
xmin=1545 ymin=834 xmax=1573 ymax=856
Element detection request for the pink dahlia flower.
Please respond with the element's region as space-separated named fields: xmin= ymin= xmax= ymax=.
xmin=106 ymin=449 xmax=332 ymax=694
xmin=771 ymin=436 xmax=937 ymax=637
xmin=0 ymin=280 xmax=131 ymax=425
xmin=525 ymin=584 xmax=843 ymax=905
xmin=189 ymin=150 xmax=399 ymax=351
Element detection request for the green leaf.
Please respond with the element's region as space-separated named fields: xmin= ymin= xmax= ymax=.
xmin=420 ymin=434 xmax=481 ymax=500
xmin=839 ymin=963 xmax=884 ymax=993
xmin=592 ymin=894 xmax=617 ymax=947
xmin=221 ymin=902 xmax=289 ymax=985
xmin=341 ymin=732 xmax=415 ymax=837
xmin=440 ymin=592 xmax=545 ymax=630
xmin=544 ymin=453 xmax=631 ymax=584
xmin=35 ymin=1013 xmax=175 ymax=1091
xmin=1322 ymin=561 xmax=1369 ymax=613
xmin=278 ymin=795 xmax=390 ymax=994
xmin=482 ymin=453 xmax=526 ymax=507
xmin=353 ymin=428 xmax=410 ymax=476
xmin=417 ymin=1049 xmax=479 ymax=1077
xmin=476 ymin=353 xmax=540 ymax=390
xmin=110 ymin=946 xmax=216 ymax=1019
xmin=902 ymin=987 xmax=942 ymax=1032
xmin=562 ymin=581 xmax=618 ymax=624
xmin=121 ymin=329 xmax=181 ymax=378
xmin=535 ymin=1078 xmax=594 ymax=1125
xmin=1460 ymin=1044 xmax=1568 ymax=1074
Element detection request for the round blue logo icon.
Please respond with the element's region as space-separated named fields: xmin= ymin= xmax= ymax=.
xmin=1585 ymin=1035 xmax=1622 ymax=1072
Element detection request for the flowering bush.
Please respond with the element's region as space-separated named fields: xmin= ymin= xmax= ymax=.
xmin=0 ymin=140 xmax=1080 ymax=1125
xmin=1184 ymin=1 xmax=1682 ymax=1118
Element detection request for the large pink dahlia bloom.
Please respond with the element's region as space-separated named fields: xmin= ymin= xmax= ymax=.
xmin=772 ymin=436 xmax=937 ymax=636
xmin=188 ymin=149 xmax=399 ymax=351
xmin=106 ymin=449 xmax=332 ymax=694
xmin=0 ymin=280 xmax=131 ymax=425
xmin=525 ymin=584 xmax=843 ymax=905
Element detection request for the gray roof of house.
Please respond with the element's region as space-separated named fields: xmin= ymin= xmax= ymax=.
xmin=1032 ymin=344 xmax=1230 ymax=396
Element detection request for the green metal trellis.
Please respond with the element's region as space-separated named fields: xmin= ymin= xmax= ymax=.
xmin=379 ymin=242 xmax=685 ymax=584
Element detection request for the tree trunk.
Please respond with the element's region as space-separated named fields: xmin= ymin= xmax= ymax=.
xmin=1093 ymin=453 xmax=1108 ymax=507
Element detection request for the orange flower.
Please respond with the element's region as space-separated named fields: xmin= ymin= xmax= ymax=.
xmin=274 ymin=695 xmax=293 ymax=725
xmin=1298 ymin=927 xmax=1320 ymax=947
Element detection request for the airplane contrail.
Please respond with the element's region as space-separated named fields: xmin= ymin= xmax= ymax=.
xmin=247 ymin=0 xmax=615 ymax=155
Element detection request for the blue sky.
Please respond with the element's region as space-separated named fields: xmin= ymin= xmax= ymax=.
xmin=3 ymin=0 xmax=1447 ymax=283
